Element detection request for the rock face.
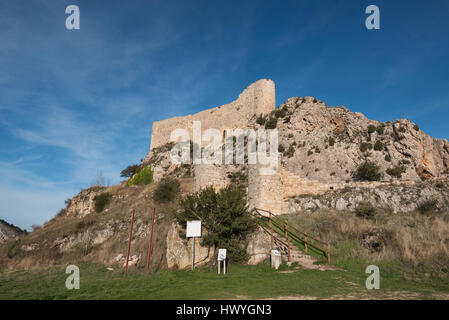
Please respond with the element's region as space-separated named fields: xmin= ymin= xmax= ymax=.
xmin=65 ymin=186 xmax=104 ymax=217
xmin=144 ymin=85 xmax=449 ymax=215
xmin=287 ymin=180 xmax=449 ymax=214
xmin=275 ymin=97 xmax=449 ymax=184
xmin=0 ymin=220 xmax=26 ymax=244
xmin=246 ymin=228 xmax=271 ymax=265
xmin=166 ymin=223 xmax=215 ymax=269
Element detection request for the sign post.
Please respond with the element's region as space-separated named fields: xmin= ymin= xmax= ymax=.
xmin=186 ymin=220 xmax=201 ymax=270
xmin=218 ymin=249 xmax=227 ymax=275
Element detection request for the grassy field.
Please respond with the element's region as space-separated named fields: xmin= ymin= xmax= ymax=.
xmin=1 ymin=260 xmax=448 ymax=300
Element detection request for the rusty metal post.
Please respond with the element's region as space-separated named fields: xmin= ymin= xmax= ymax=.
xmin=305 ymin=232 xmax=308 ymax=253
xmin=125 ymin=209 xmax=135 ymax=273
xmin=288 ymin=236 xmax=291 ymax=262
xmin=269 ymin=212 xmax=273 ymax=249
xmin=284 ymin=223 xmax=288 ymax=238
xmin=146 ymin=208 xmax=156 ymax=272
xmin=327 ymin=242 xmax=331 ymax=264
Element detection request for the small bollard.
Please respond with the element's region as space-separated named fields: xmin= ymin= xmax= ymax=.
xmin=218 ymin=249 xmax=227 ymax=275
xmin=271 ymin=249 xmax=282 ymax=270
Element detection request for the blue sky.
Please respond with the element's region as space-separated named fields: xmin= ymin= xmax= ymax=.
xmin=1 ymin=0 xmax=449 ymax=230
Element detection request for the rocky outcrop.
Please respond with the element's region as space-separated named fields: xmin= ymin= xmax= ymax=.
xmin=246 ymin=228 xmax=271 ymax=265
xmin=144 ymin=83 xmax=449 ymax=216
xmin=274 ymin=97 xmax=449 ymax=184
xmin=0 ymin=220 xmax=26 ymax=244
xmin=166 ymin=223 xmax=215 ymax=269
xmin=287 ymin=180 xmax=449 ymax=214
xmin=65 ymin=186 xmax=105 ymax=217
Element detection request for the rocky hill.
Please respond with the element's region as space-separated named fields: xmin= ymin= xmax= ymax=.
xmin=271 ymin=96 xmax=448 ymax=183
xmin=1 ymin=94 xmax=448 ymax=272
xmin=0 ymin=220 xmax=26 ymax=244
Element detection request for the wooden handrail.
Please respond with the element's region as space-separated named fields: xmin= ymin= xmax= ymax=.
xmin=255 ymin=208 xmax=328 ymax=245
xmin=253 ymin=208 xmax=331 ymax=263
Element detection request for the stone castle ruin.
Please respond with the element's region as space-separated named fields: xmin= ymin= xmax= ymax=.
xmin=144 ymin=79 xmax=449 ymax=215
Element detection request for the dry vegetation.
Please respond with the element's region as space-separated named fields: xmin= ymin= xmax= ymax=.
xmin=282 ymin=208 xmax=449 ymax=276
xmin=0 ymin=178 xmax=194 ymax=272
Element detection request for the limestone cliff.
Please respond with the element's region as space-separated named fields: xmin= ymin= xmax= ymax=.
xmin=0 ymin=220 xmax=26 ymax=244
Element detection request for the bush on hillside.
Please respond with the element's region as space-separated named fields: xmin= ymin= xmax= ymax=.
xmin=355 ymin=202 xmax=376 ymax=219
xmin=354 ymin=161 xmax=382 ymax=181
xmin=120 ymin=164 xmax=142 ymax=178
xmin=177 ymin=185 xmax=257 ymax=262
xmin=360 ymin=142 xmax=373 ymax=152
xmin=93 ymin=193 xmax=112 ymax=213
xmin=256 ymin=114 xmax=267 ymax=126
xmin=368 ymin=125 xmax=376 ymax=134
xmin=386 ymin=165 xmax=406 ymax=179
xmin=153 ymin=177 xmax=181 ymax=203
xmin=376 ymin=125 xmax=385 ymax=135
xmin=374 ymin=140 xmax=383 ymax=151
xmin=264 ymin=117 xmax=278 ymax=129
xmin=418 ymin=200 xmax=438 ymax=215
xmin=126 ymin=166 xmax=153 ymax=186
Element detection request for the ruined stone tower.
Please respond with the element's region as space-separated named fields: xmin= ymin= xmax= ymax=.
xmin=146 ymin=79 xmax=284 ymax=213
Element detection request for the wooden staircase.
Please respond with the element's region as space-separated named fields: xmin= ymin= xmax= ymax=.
xmin=253 ymin=208 xmax=338 ymax=271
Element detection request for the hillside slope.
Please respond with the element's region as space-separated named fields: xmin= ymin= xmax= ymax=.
xmin=0 ymin=220 xmax=26 ymax=244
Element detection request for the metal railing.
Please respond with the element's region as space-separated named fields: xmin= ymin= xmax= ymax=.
xmin=253 ymin=208 xmax=331 ymax=264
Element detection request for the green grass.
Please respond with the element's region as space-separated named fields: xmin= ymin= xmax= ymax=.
xmin=1 ymin=261 xmax=448 ymax=300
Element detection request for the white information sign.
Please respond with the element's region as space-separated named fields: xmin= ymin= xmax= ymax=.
xmin=186 ymin=220 xmax=201 ymax=238
xmin=218 ymin=249 xmax=227 ymax=261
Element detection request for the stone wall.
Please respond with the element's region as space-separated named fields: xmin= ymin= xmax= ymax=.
xmin=148 ymin=79 xmax=275 ymax=150
xmin=193 ymin=164 xmax=227 ymax=192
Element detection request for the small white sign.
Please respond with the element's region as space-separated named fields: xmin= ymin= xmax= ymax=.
xmin=186 ymin=220 xmax=201 ymax=238
xmin=218 ymin=249 xmax=227 ymax=261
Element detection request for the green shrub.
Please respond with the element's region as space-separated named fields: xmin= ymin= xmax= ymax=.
xmin=360 ymin=142 xmax=373 ymax=152
xmin=355 ymin=161 xmax=382 ymax=181
xmin=386 ymin=165 xmax=406 ymax=178
xmin=7 ymin=241 xmax=21 ymax=259
xmin=93 ymin=193 xmax=112 ymax=213
xmin=398 ymin=126 xmax=406 ymax=133
xmin=376 ymin=125 xmax=385 ymax=135
xmin=288 ymin=133 xmax=294 ymax=139
xmin=307 ymin=150 xmax=313 ymax=156
xmin=256 ymin=114 xmax=266 ymax=126
xmin=127 ymin=166 xmax=154 ymax=186
xmin=278 ymin=144 xmax=285 ymax=153
xmin=313 ymin=98 xmax=318 ymax=103
xmin=355 ymin=202 xmax=376 ymax=219
xmin=265 ymin=117 xmax=278 ymax=129
xmin=385 ymin=154 xmax=392 ymax=162
xmin=328 ymin=136 xmax=335 ymax=146
xmin=413 ymin=124 xmax=420 ymax=131
xmin=418 ymin=200 xmax=438 ymax=215
xmin=274 ymin=109 xmax=286 ymax=118
xmin=153 ymin=177 xmax=181 ymax=203
xmin=368 ymin=125 xmax=376 ymax=134
xmin=120 ymin=164 xmax=142 ymax=178
xmin=374 ymin=140 xmax=383 ymax=151
xmin=177 ymin=185 xmax=257 ymax=262
xmin=284 ymin=145 xmax=295 ymax=158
